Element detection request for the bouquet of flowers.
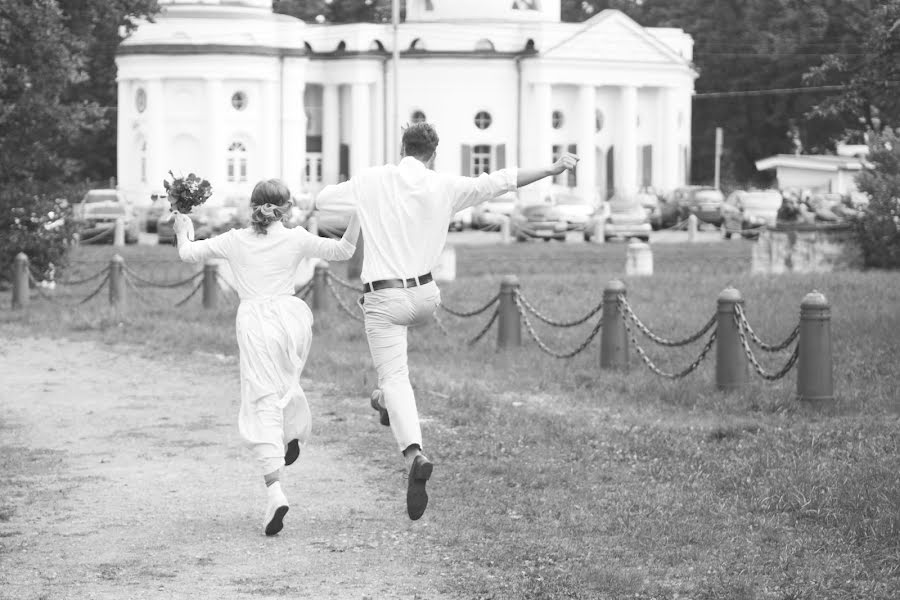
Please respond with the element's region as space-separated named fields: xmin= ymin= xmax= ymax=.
xmin=163 ymin=171 xmax=212 ymax=241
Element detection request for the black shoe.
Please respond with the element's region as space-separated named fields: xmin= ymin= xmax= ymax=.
xmin=284 ymin=439 xmax=300 ymax=466
xmin=406 ymin=454 xmax=433 ymax=521
xmin=370 ymin=389 xmax=390 ymax=427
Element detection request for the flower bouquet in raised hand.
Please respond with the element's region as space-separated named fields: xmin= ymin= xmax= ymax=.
xmin=163 ymin=171 xmax=212 ymax=241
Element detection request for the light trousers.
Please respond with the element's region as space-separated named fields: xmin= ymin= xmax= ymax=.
xmin=360 ymin=281 xmax=441 ymax=453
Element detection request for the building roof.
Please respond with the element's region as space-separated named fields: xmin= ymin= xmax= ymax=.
xmin=755 ymin=154 xmax=872 ymax=173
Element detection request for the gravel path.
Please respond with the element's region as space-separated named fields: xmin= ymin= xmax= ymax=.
xmin=0 ymin=337 xmax=452 ymax=600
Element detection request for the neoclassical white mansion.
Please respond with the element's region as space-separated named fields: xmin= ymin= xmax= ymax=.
xmin=116 ymin=0 xmax=697 ymax=208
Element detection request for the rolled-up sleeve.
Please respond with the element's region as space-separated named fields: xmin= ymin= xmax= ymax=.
xmin=297 ymin=213 xmax=360 ymax=262
xmin=314 ymin=179 xmax=358 ymax=214
xmin=450 ymin=168 xmax=518 ymax=213
xmin=178 ymin=230 xmax=233 ymax=263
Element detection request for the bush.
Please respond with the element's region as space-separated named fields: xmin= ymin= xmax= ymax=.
xmin=0 ymin=181 xmax=79 ymax=286
xmin=855 ymin=129 xmax=900 ymax=268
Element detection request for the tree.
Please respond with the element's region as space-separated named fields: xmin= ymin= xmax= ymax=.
xmin=854 ymin=128 xmax=900 ymax=268
xmin=274 ymin=0 xmax=396 ymax=24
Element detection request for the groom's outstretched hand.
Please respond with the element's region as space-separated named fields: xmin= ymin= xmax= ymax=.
xmin=550 ymin=152 xmax=580 ymax=176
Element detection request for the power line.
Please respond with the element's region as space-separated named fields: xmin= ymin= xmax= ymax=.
xmin=694 ymin=84 xmax=847 ymax=99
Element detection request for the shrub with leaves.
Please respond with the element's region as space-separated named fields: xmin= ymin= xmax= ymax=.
xmin=0 ymin=182 xmax=79 ymax=287
xmin=855 ymin=129 xmax=900 ymax=269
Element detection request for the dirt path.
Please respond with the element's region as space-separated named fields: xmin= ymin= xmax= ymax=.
xmin=0 ymin=337 xmax=454 ymax=600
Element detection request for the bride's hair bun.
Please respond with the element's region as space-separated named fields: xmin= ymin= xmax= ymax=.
xmin=249 ymin=179 xmax=292 ymax=235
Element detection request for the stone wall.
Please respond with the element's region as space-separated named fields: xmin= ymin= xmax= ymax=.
xmin=751 ymin=224 xmax=863 ymax=274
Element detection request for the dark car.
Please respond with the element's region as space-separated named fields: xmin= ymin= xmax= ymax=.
xmin=666 ymin=186 xmax=725 ymax=227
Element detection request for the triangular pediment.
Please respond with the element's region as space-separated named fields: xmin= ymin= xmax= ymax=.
xmin=542 ymin=10 xmax=691 ymax=66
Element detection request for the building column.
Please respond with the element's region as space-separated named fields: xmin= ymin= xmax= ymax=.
xmin=528 ymin=81 xmax=553 ymax=204
xmin=147 ymin=79 xmax=166 ymax=192
xmin=350 ymin=82 xmax=371 ymax=177
xmin=373 ymin=75 xmax=385 ymax=165
xmin=617 ymin=85 xmax=638 ymax=197
xmin=577 ymin=84 xmax=597 ymax=206
xmin=281 ymin=61 xmax=306 ymax=195
xmin=263 ymin=79 xmax=280 ymax=180
xmin=116 ymin=79 xmax=129 ymax=190
xmin=658 ymin=87 xmax=680 ymax=193
xmin=322 ymin=83 xmax=340 ymax=185
xmin=206 ymin=78 xmax=224 ymax=192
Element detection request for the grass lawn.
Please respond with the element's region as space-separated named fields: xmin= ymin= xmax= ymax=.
xmin=3 ymin=239 xmax=899 ymax=599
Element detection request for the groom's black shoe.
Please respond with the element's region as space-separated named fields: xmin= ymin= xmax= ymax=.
xmin=284 ymin=439 xmax=300 ymax=466
xmin=407 ymin=455 xmax=433 ymax=521
xmin=370 ymin=389 xmax=390 ymax=427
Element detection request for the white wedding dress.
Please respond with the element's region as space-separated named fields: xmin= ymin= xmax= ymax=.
xmin=177 ymin=220 xmax=358 ymax=474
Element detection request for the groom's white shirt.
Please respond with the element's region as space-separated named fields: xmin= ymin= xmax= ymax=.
xmin=315 ymin=156 xmax=517 ymax=284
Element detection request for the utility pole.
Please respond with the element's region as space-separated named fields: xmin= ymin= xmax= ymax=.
xmin=714 ymin=126 xmax=723 ymax=190
xmin=391 ymin=0 xmax=400 ymax=162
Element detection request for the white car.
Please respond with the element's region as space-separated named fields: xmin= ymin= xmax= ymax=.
xmin=471 ymin=192 xmax=516 ymax=229
xmin=549 ymin=189 xmax=595 ymax=231
xmin=584 ymin=199 xmax=651 ymax=242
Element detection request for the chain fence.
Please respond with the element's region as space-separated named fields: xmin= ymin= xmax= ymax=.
xmin=734 ymin=304 xmax=800 ymax=352
xmin=517 ymin=289 xmax=603 ymax=328
xmin=733 ymin=306 xmax=800 ymax=381
xmin=619 ymin=296 xmax=716 ymax=347
xmin=516 ymin=293 xmax=604 ymax=359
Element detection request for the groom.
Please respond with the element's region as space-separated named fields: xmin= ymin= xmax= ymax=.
xmin=315 ymin=122 xmax=578 ymax=520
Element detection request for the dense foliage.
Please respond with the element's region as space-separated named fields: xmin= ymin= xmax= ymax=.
xmin=855 ymin=129 xmax=900 ymax=268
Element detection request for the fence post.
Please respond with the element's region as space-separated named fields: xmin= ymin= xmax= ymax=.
xmin=716 ymin=287 xmax=747 ymax=390
xmin=687 ymin=214 xmax=698 ymax=242
xmin=311 ymin=261 xmax=329 ymax=312
xmin=11 ymin=252 xmax=29 ymax=309
xmin=592 ymin=218 xmax=605 ymax=244
xmin=625 ymin=239 xmax=653 ymax=276
xmin=113 ymin=217 xmax=126 ymax=247
xmin=499 ymin=215 xmax=511 ymax=244
xmin=497 ymin=274 xmax=520 ymax=349
xmin=108 ymin=254 xmax=126 ymax=309
xmin=202 ymin=262 xmax=219 ymax=309
xmin=600 ymin=279 xmax=628 ymax=369
xmin=797 ymin=290 xmax=833 ymax=401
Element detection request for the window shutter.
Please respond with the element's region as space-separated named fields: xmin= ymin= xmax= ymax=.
xmin=567 ymin=144 xmax=577 ymax=187
xmin=642 ymin=145 xmax=653 ymax=188
xmin=461 ymin=144 xmax=472 ymax=176
xmin=495 ymin=144 xmax=506 ymax=170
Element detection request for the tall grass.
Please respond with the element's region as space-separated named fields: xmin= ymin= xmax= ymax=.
xmin=3 ymin=240 xmax=899 ymax=598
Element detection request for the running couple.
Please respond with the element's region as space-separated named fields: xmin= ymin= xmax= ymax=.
xmin=174 ymin=122 xmax=578 ymax=535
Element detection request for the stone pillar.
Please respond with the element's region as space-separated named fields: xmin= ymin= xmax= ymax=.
xmin=659 ymin=87 xmax=679 ymax=193
xmin=617 ymin=85 xmax=638 ymax=198
xmin=282 ymin=60 xmax=307 ymax=194
xmin=116 ymin=79 xmax=129 ymax=189
xmin=577 ymin=84 xmax=597 ymax=207
xmin=322 ymin=83 xmax=340 ymax=185
xmin=263 ymin=79 xmax=280 ymax=179
xmin=530 ymin=82 xmax=553 ymax=204
xmin=147 ymin=79 xmax=166 ymax=189
xmin=373 ymin=75 xmax=385 ymax=165
xmin=350 ymin=82 xmax=371 ymax=177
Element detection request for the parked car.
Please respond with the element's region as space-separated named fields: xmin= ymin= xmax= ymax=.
xmin=668 ymin=186 xmax=725 ymax=226
xmin=77 ymin=192 xmax=139 ymax=245
xmin=145 ymin=191 xmax=169 ymax=233
xmin=549 ymin=189 xmax=595 ymax=231
xmin=721 ymin=190 xmax=782 ymax=239
xmin=635 ymin=187 xmax=664 ymax=229
xmin=450 ymin=206 xmax=473 ymax=231
xmin=510 ymin=202 xmax=568 ymax=242
xmin=584 ymin=198 xmax=650 ymax=242
xmin=471 ymin=192 xmax=517 ymax=230
xmin=73 ymin=189 xmax=128 ymax=222
xmin=156 ymin=211 xmax=213 ymax=245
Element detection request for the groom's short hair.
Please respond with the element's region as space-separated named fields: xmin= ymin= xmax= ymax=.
xmin=402 ymin=122 xmax=439 ymax=161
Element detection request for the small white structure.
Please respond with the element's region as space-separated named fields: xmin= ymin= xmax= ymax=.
xmin=625 ymin=239 xmax=653 ymax=276
xmin=754 ymin=147 xmax=872 ymax=195
xmin=116 ymin=0 xmax=697 ymax=210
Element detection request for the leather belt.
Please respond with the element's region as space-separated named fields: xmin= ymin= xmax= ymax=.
xmin=363 ymin=272 xmax=433 ymax=293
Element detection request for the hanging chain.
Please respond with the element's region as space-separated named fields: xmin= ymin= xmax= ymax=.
xmin=174 ymin=279 xmax=204 ymax=307
xmin=516 ymin=295 xmax=603 ymax=359
xmin=517 ymin=290 xmax=603 ymax=328
xmin=733 ymin=308 xmax=800 ymax=380
xmin=441 ymin=293 xmax=501 ymax=318
xmin=619 ymin=295 xmax=716 ymax=347
xmin=325 ymin=275 xmax=365 ymax=322
xmin=620 ymin=297 xmax=718 ymax=379
xmin=433 ymin=311 xmax=451 ymax=336
xmin=467 ymin=306 xmax=500 ymax=346
xmin=125 ymin=265 xmax=203 ymax=288
xmin=734 ymin=304 xmax=800 ymax=352
xmin=327 ymin=270 xmax=364 ymax=293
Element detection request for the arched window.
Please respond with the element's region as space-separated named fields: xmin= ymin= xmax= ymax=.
xmin=231 ymin=91 xmax=248 ymax=111
xmin=411 ymin=110 xmax=427 ymax=124
xmin=227 ymin=141 xmax=248 ymax=183
xmin=369 ymin=40 xmax=385 ymax=52
xmin=524 ymin=39 xmax=536 ymax=52
xmin=336 ymin=41 xmax=346 ymax=52
xmin=474 ymin=111 xmax=492 ymax=130
xmin=410 ymin=38 xmax=426 ymax=51
xmin=552 ymin=110 xmax=564 ymax=129
xmin=474 ymin=39 xmax=495 ymax=52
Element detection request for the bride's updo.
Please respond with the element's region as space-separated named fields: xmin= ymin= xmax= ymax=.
xmin=249 ymin=179 xmax=292 ymax=235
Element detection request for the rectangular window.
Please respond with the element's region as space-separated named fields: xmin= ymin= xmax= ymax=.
xmin=641 ymin=145 xmax=653 ymax=188
xmin=239 ymin=159 xmax=247 ymax=182
xmin=472 ymin=144 xmax=491 ymax=176
xmin=304 ymin=153 xmax=323 ymax=184
xmin=140 ymin=157 xmax=146 ymax=183
xmin=227 ymin=159 xmax=235 ymax=182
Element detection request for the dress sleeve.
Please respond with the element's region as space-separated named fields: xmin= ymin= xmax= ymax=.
xmin=449 ymin=168 xmax=518 ymax=213
xmin=314 ymin=179 xmax=358 ymax=214
xmin=297 ymin=213 xmax=360 ymax=262
xmin=178 ymin=230 xmax=233 ymax=263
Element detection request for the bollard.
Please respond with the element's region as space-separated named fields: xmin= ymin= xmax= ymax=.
xmin=202 ymin=262 xmax=219 ymax=309
xmin=11 ymin=252 xmax=29 ymax=309
xmin=592 ymin=219 xmax=605 ymax=244
xmin=113 ymin=218 xmax=126 ymax=247
xmin=311 ymin=261 xmax=329 ymax=312
xmin=347 ymin=231 xmax=364 ymax=280
xmin=600 ymin=279 xmax=628 ymax=369
xmin=687 ymin=214 xmax=698 ymax=242
xmin=499 ymin=215 xmax=511 ymax=245
xmin=625 ymin=239 xmax=653 ymax=276
xmin=715 ymin=287 xmax=748 ymax=390
xmin=797 ymin=290 xmax=833 ymax=401
xmin=497 ymin=274 xmax=521 ymax=348
xmin=108 ymin=254 xmax=126 ymax=309
xmin=306 ymin=214 xmax=319 ymax=237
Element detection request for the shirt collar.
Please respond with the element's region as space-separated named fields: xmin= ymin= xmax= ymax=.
xmin=399 ymin=156 xmax=428 ymax=171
